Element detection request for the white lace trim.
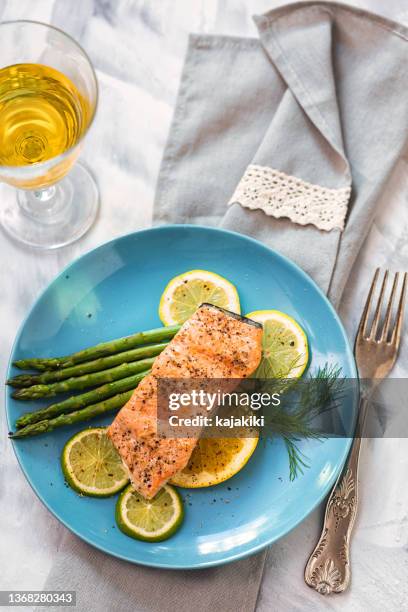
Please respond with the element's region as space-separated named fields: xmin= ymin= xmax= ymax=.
xmin=228 ymin=165 xmax=351 ymax=231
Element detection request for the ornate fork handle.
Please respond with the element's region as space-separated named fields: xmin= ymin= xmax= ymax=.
xmin=304 ymin=398 xmax=368 ymax=594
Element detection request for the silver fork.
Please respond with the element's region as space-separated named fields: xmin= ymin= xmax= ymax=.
xmin=304 ymin=268 xmax=407 ymax=595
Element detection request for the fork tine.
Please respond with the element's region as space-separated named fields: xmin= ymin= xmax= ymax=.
xmin=391 ymin=272 xmax=407 ymax=346
xmin=380 ymin=272 xmax=399 ymax=342
xmin=369 ymin=270 xmax=388 ymax=340
xmin=357 ymin=268 xmax=379 ymax=339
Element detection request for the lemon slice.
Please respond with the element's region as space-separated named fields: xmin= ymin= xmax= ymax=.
xmin=246 ymin=310 xmax=308 ymax=379
xmin=116 ymin=484 xmax=184 ymax=542
xmin=170 ymin=437 xmax=258 ymax=488
xmin=159 ymin=269 xmax=240 ymax=325
xmin=61 ymin=427 xmax=129 ymax=497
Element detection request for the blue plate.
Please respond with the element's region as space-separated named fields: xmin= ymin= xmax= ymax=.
xmin=6 ymin=225 xmax=357 ymax=569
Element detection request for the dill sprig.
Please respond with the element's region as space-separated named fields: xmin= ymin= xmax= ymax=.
xmin=283 ymin=437 xmax=310 ymax=481
xmin=261 ymin=363 xmax=344 ymax=480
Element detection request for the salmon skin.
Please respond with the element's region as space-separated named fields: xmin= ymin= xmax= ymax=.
xmin=107 ymin=303 xmax=263 ymax=498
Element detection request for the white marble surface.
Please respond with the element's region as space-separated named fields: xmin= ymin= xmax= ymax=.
xmin=1 ymin=1 xmax=408 ymax=611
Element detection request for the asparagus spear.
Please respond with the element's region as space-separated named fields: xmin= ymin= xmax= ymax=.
xmin=10 ymin=391 xmax=134 ymax=439
xmin=8 ymin=342 xmax=168 ymax=388
xmin=13 ymin=324 xmax=181 ymax=371
xmin=12 ymin=357 xmax=155 ymax=400
xmin=15 ymin=370 xmax=150 ymax=428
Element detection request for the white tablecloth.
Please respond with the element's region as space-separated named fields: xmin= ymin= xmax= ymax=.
xmin=1 ymin=1 xmax=407 ymax=610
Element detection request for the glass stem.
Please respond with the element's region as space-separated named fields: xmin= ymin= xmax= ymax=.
xmin=33 ymin=185 xmax=57 ymax=202
xmin=17 ymin=183 xmax=66 ymax=221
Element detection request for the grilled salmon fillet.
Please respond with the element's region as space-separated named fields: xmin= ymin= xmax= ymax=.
xmin=107 ymin=304 xmax=263 ymax=498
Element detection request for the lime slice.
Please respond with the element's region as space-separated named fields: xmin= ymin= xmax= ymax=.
xmin=116 ymin=484 xmax=184 ymax=541
xmin=61 ymin=427 xmax=129 ymax=497
xmin=246 ymin=310 xmax=308 ymax=378
xmin=159 ymin=269 xmax=240 ymax=325
xmin=170 ymin=437 xmax=258 ymax=488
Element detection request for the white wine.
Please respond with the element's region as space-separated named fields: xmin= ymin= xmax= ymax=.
xmin=0 ymin=21 xmax=99 ymax=248
xmin=0 ymin=63 xmax=90 ymax=167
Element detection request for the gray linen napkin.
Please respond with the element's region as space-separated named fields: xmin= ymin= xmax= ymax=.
xmin=38 ymin=3 xmax=408 ymax=611
xmin=155 ymin=2 xmax=408 ymax=303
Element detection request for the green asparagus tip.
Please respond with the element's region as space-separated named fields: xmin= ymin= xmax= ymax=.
xmin=11 ymin=386 xmax=49 ymax=400
xmin=6 ymin=376 xmax=34 ymax=388
xmin=12 ymin=359 xmax=59 ymax=371
xmin=9 ymin=420 xmax=49 ymax=439
xmin=11 ymin=389 xmax=25 ymax=400
xmin=11 ymin=387 xmax=42 ymax=400
xmin=12 ymin=361 xmax=27 ymax=370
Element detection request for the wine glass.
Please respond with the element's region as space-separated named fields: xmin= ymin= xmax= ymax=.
xmin=0 ymin=21 xmax=99 ymax=249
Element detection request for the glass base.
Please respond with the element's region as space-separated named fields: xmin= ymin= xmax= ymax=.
xmin=0 ymin=162 xmax=99 ymax=249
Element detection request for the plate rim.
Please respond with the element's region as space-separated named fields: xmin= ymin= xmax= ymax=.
xmin=6 ymin=224 xmax=357 ymax=569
